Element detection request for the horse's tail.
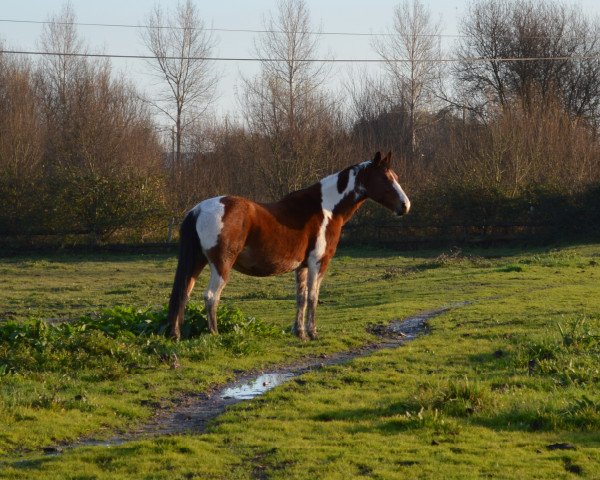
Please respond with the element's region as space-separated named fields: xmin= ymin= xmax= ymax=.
xmin=167 ymin=208 xmax=205 ymax=340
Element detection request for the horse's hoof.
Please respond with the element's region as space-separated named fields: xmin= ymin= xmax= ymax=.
xmin=308 ymin=331 xmax=319 ymax=340
xmin=294 ymin=330 xmax=308 ymax=341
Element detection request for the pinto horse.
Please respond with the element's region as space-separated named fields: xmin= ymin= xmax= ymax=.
xmin=167 ymin=151 xmax=410 ymax=341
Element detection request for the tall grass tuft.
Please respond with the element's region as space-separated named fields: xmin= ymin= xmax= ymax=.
xmin=516 ymin=314 xmax=599 ymax=386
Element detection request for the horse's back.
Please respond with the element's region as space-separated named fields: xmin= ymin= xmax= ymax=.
xmin=192 ymin=194 xmax=322 ymax=276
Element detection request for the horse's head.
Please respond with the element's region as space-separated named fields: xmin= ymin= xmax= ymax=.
xmin=357 ymin=151 xmax=411 ymax=216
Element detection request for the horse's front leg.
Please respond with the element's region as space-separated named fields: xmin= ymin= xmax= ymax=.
xmin=293 ymin=267 xmax=308 ymax=340
xmin=306 ymin=262 xmax=327 ymax=341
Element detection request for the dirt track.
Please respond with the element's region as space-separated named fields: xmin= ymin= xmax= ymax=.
xmin=46 ymin=303 xmax=467 ymax=453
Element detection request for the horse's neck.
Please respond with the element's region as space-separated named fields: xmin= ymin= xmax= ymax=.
xmin=276 ymin=167 xmax=365 ymax=225
xmin=338 ymin=197 xmax=366 ymax=224
xmin=318 ymin=168 xmax=364 ymax=223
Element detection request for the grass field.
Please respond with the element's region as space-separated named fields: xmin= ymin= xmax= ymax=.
xmin=0 ymin=243 xmax=599 ymax=479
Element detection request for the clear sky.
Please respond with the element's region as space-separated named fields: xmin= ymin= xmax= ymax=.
xmin=1 ymin=0 xmax=599 ymax=120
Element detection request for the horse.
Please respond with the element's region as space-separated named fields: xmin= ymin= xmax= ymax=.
xmin=167 ymin=151 xmax=410 ymax=341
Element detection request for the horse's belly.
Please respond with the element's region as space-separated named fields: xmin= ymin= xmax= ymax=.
xmin=233 ymin=247 xmax=302 ymax=276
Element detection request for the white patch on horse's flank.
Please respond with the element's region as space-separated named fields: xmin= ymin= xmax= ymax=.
xmin=194 ymin=196 xmax=226 ymax=251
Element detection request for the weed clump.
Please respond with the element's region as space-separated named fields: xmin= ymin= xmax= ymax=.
xmin=0 ymin=303 xmax=282 ymax=377
xmin=506 ymin=314 xmax=600 ymax=431
xmin=415 ymin=378 xmax=491 ymax=418
xmin=433 ymin=378 xmax=490 ymax=416
xmin=516 ymin=315 xmax=599 ymax=386
xmin=380 ymin=407 xmax=462 ymax=436
xmin=433 ymin=248 xmax=490 ymax=268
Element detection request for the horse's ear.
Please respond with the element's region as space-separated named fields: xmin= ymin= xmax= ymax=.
xmin=384 ymin=151 xmax=392 ymax=166
xmin=373 ymin=151 xmax=382 ymax=164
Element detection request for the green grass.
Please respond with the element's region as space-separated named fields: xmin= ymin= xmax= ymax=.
xmin=0 ymin=244 xmax=599 ymax=478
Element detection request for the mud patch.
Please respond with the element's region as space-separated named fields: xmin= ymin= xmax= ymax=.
xmin=55 ymin=303 xmax=468 ymax=451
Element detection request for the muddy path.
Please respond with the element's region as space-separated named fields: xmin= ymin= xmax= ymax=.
xmin=36 ymin=302 xmax=467 ymax=453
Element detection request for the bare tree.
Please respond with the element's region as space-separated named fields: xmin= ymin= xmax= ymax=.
xmin=30 ymin=3 xmax=167 ymax=240
xmin=36 ymin=1 xmax=92 ymax=166
xmin=37 ymin=2 xmax=86 ymax=107
xmin=240 ymin=0 xmax=339 ymax=198
xmin=373 ymin=0 xmax=443 ymax=155
xmin=141 ymin=0 xmax=218 ymax=207
xmin=455 ymin=0 xmax=600 ymax=123
xmin=344 ymin=69 xmax=411 ymax=159
xmin=0 ymin=49 xmax=45 ymax=234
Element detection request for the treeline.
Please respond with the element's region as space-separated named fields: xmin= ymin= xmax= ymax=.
xmin=0 ymin=17 xmax=165 ymax=242
xmin=1 ymin=0 xmax=600 ymax=246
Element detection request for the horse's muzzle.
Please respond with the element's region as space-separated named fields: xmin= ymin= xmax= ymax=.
xmin=396 ymin=202 xmax=410 ymax=216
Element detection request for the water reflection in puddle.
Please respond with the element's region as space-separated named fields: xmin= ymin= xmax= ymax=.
xmin=221 ymin=373 xmax=295 ymax=400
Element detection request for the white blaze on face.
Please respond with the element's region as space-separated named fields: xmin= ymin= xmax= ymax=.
xmin=194 ymin=195 xmax=225 ymax=251
xmin=309 ymin=169 xmax=357 ymax=268
xmin=392 ymin=179 xmax=410 ymax=213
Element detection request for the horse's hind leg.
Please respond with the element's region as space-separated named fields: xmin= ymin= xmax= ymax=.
xmin=168 ymin=212 xmax=207 ymax=340
xmin=204 ymin=262 xmax=228 ymax=334
xmin=293 ymin=267 xmax=308 ymax=340
xmin=173 ymin=258 xmax=207 ymax=337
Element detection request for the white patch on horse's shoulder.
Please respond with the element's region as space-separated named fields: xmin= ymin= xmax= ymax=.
xmin=320 ymin=169 xmax=357 ymax=213
xmin=309 ymin=169 xmax=358 ymax=266
xmin=310 ymin=212 xmax=330 ymax=270
xmin=194 ymin=196 xmax=225 ymax=251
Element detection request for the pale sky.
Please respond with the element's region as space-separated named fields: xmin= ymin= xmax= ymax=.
xmin=1 ymin=0 xmax=599 ymax=121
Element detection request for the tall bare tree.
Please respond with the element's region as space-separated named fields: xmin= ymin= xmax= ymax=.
xmin=36 ymin=1 xmax=91 ymax=166
xmin=240 ymin=0 xmax=340 ymax=198
xmin=37 ymin=2 xmax=85 ymax=106
xmin=373 ymin=0 xmax=442 ymax=155
xmin=141 ymin=0 xmax=218 ymax=207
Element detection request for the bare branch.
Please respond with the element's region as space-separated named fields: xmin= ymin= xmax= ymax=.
xmin=140 ymin=0 xmax=219 ymax=208
xmin=372 ymin=0 xmax=443 ymax=155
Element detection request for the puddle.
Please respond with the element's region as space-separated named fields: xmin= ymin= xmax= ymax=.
xmin=221 ymin=373 xmax=295 ymax=400
xmin=385 ymin=302 xmax=470 ymax=338
xmin=32 ymin=302 xmax=468 ymax=454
